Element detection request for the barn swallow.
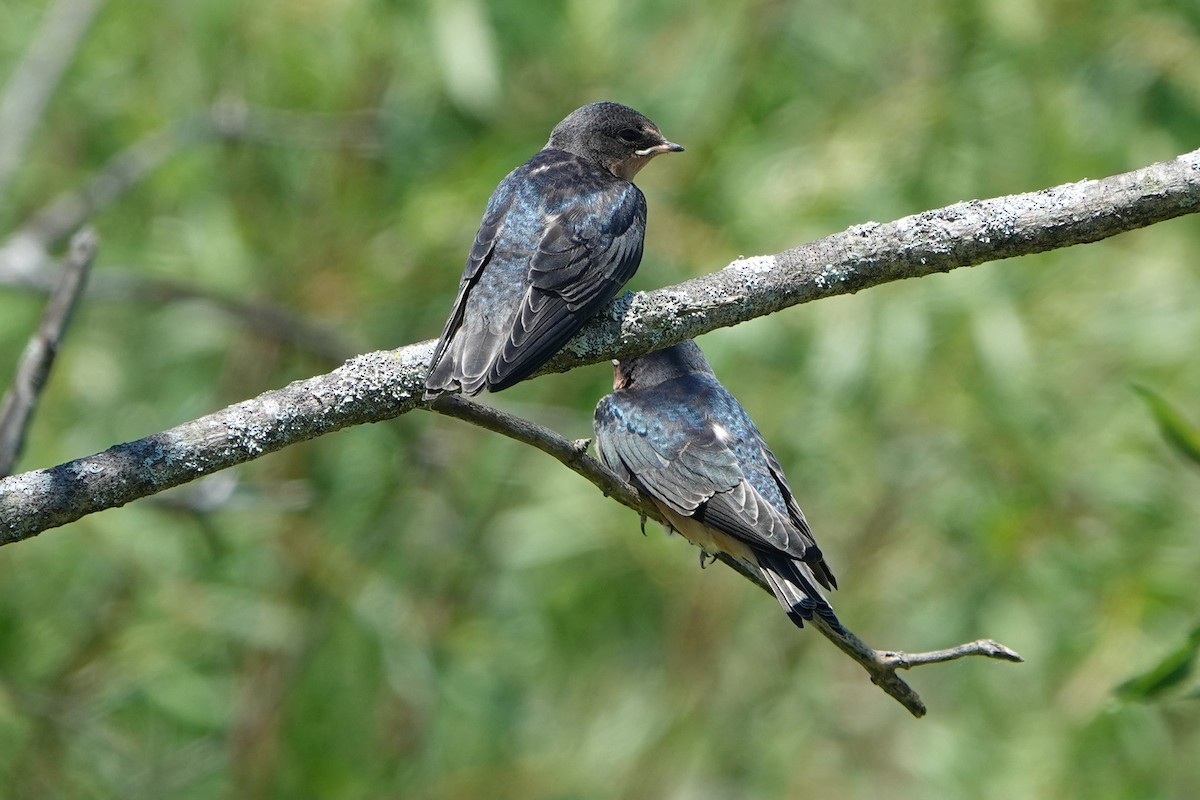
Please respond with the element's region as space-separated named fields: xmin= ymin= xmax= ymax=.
xmin=424 ymin=102 xmax=683 ymax=398
xmin=593 ymin=340 xmax=841 ymax=631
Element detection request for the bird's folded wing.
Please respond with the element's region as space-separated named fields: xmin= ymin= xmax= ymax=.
xmin=488 ymin=185 xmax=646 ymax=389
xmin=595 ymin=396 xmax=815 ymax=563
xmin=427 ymin=181 xmax=516 ymax=374
xmin=527 ymin=191 xmax=645 ymax=308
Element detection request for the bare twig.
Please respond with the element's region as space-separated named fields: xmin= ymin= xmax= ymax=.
xmin=0 ymin=100 xmax=377 ymax=362
xmin=0 ymin=228 xmax=98 ymax=476
xmin=97 ymin=270 xmax=360 ymax=363
xmin=0 ymin=256 xmax=360 ymax=363
xmin=429 ymin=395 xmax=648 ymax=514
xmin=807 ymin=621 xmax=1021 ymax=717
xmin=1 ymin=149 xmax=1199 ymax=538
xmin=0 ymin=0 xmax=106 ymax=208
xmin=880 ymin=638 xmax=1023 ymax=669
xmin=14 ymin=99 xmax=384 ymax=251
xmin=431 ymin=395 xmax=1022 ymax=717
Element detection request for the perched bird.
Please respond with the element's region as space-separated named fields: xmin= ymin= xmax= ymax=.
xmin=593 ymin=340 xmax=841 ymax=631
xmin=424 ymin=102 xmax=683 ymax=398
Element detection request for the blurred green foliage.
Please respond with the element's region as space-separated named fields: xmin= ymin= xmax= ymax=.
xmin=1134 ymin=384 xmax=1200 ymax=470
xmin=2 ymin=0 xmax=1200 ymax=797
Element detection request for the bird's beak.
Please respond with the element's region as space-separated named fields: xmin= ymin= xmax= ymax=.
xmin=635 ymin=140 xmax=685 ymax=158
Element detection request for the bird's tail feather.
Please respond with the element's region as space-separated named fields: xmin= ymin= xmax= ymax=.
xmin=757 ymin=551 xmax=843 ymax=633
xmin=425 ymin=332 xmax=503 ymax=398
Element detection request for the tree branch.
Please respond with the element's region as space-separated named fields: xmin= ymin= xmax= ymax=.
xmin=0 ymin=263 xmax=360 ymax=363
xmin=2 ymin=148 xmax=1199 ymax=542
xmin=0 ymin=229 xmax=98 ymax=477
xmin=431 ymin=395 xmax=1023 ymax=717
xmin=553 ymin=147 xmax=1200 ymax=368
xmin=12 ymin=98 xmax=383 ymax=251
xmin=0 ymin=99 xmax=379 ymax=361
xmin=429 ymin=395 xmax=648 ymax=515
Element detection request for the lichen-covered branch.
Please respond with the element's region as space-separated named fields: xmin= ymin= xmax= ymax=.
xmin=2 ymin=148 xmax=1199 ymax=543
xmin=0 ymin=346 xmax=429 ymax=543
xmin=552 ymin=147 xmax=1200 ymax=368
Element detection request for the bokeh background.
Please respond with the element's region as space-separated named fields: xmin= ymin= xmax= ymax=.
xmin=2 ymin=0 xmax=1199 ymax=797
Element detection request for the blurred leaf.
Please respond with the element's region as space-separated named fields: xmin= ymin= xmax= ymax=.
xmin=1116 ymin=625 xmax=1200 ymax=701
xmin=1132 ymin=383 xmax=1200 ymax=469
xmin=143 ymin=666 xmax=233 ymax=729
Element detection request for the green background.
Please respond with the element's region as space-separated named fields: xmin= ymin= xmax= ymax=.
xmin=2 ymin=1 xmax=1199 ymax=797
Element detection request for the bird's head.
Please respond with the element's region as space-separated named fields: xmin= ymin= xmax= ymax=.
xmin=548 ymin=101 xmax=684 ymax=180
xmin=612 ymin=340 xmax=713 ymax=391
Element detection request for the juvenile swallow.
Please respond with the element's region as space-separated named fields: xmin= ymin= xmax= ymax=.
xmin=593 ymin=340 xmax=841 ymax=631
xmin=424 ymin=102 xmax=683 ymax=398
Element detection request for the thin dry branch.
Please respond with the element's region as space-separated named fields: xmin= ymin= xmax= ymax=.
xmin=0 ymin=264 xmax=359 ymax=363
xmin=13 ymin=98 xmax=384 ymax=251
xmin=430 ymin=395 xmax=646 ymax=513
xmin=431 ymin=395 xmax=1022 ymax=717
xmin=2 ymin=148 xmax=1199 ymax=540
xmin=0 ymin=229 xmax=98 ymax=477
xmin=0 ymin=100 xmax=378 ymax=362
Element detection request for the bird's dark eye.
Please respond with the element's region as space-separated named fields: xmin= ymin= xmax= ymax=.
xmin=617 ymin=128 xmax=641 ymax=143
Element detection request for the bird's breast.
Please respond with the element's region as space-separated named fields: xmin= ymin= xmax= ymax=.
xmin=657 ymin=503 xmax=756 ymax=561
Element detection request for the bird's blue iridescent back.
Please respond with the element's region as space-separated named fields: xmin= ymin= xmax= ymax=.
xmin=426 ymin=148 xmax=646 ymax=395
xmin=597 ymin=372 xmax=789 ymax=517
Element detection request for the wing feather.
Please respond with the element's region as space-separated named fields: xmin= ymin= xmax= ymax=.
xmin=594 ymin=379 xmax=836 ymax=591
xmin=425 ymin=182 xmax=515 ymax=391
xmin=487 ymin=188 xmax=645 ymax=391
xmin=595 ymin=384 xmax=812 ymax=558
xmin=593 ymin=372 xmax=840 ymax=630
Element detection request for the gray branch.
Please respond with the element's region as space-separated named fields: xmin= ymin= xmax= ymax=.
xmin=2 ymin=148 xmax=1199 ymax=545
xmin=0 ymin=263 xmax=360 ymax=363
xmin=12 ymin=98 xmax=384 ymax=252
xmin=0 ymin=229 xmax=98 ymax=476
xmin=0 ymin=100 xmax=380 ymax=361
